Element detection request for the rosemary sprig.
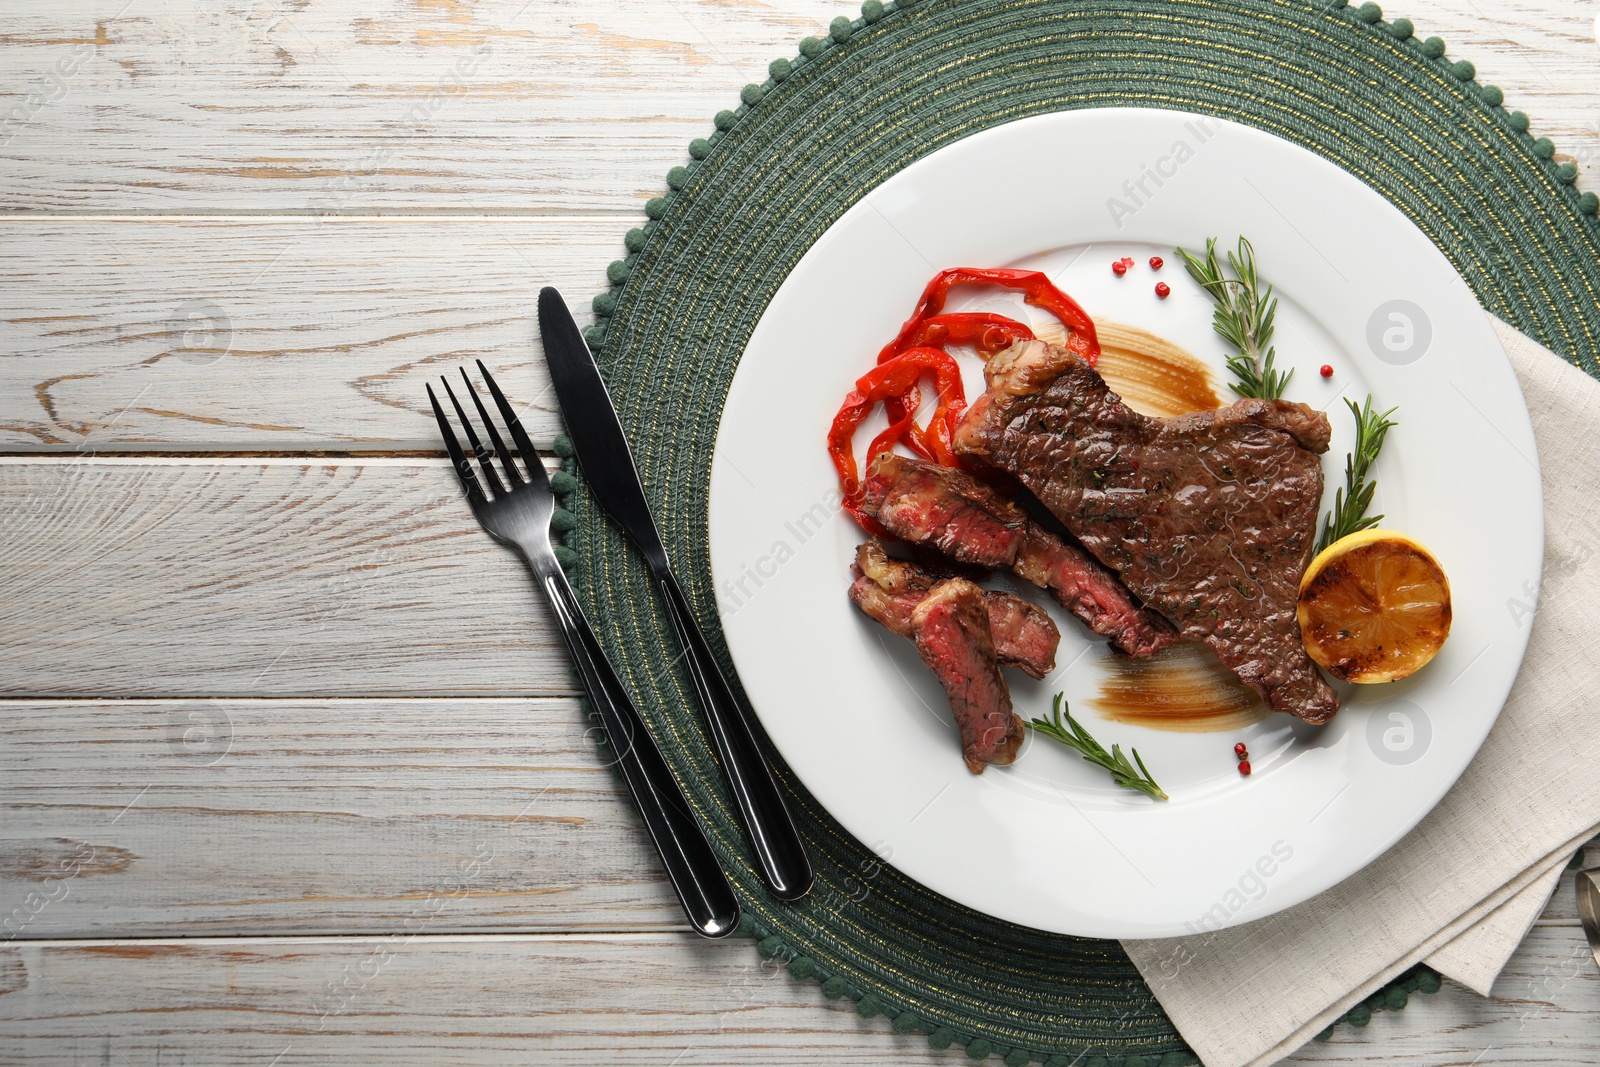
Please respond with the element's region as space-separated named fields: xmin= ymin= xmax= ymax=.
xmin=1175 ymin=236 xmax=1294 ymax=401
xmin=1028 ymin=693 xmax=1168 ymax=801
xmin=1316 ymin=395 xmax=1399 ymax=553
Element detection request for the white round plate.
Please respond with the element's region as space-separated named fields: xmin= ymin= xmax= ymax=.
xmin=707 ymin=109 xmax=1542 ymax=938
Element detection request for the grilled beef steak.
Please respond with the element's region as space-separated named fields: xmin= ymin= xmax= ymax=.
xmin=848 ymin=540 xmax=1059 ymax=679
xmin=955 ymin=340 xmax=1339 ymax=723
xmin=909 ymin=578 xmax=1025 ymax=773
xmin=862 ymin=452 xmax=1175 ymax=657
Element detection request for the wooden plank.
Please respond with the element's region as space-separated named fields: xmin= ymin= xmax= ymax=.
xmin=0 ymin=1 xmax=1594 ymax=213
xmin=0 ymin=0 xmax=837 ymax=213
xmin=0 ymin=698 xmax=687 ymax=938
xmin=0 ymin=217 xmax=615 ymax=450
xmin=0 ymin=458 xmax=581 ymax=696
xmin=0 ymin=696 xmax=1590 ymax=942
xmin=0 ymin=925 xmax=1593 ymax=1065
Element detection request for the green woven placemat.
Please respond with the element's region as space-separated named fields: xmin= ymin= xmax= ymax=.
xmin=552 ymin=1 xmax=1600 ymax=1063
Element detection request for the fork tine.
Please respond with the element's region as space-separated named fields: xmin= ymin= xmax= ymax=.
xmin=476 ymin=360 xmax=546 ymax=486
xmin=459 ymin=367 xmax=524 ymax=489
xmin=427 ymin=383 xmax=485 ymax=506
xmin=442 ymin=377 xmax=507 ymax=499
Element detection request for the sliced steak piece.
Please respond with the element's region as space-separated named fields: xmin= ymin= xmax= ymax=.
xmin=954 ymin=339 xmax=1339 ymax=724
xmin=979 ymin=583 xmax=1061 ymax=681
xmin=1012 ymin=527 xmax=1173 ymax=658
xmin=862 ymin=451 xmax=1175 ymax=657
xmin=909 ymin=578 xmax=1025 ymax=774
xmin=866 ymin=450 xmax=1028 ymax=565
xmin=848 ymin=540 xmax=1059 ymax=679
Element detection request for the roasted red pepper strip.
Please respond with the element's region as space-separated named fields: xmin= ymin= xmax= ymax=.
xmin=827 ymin=392 xmax=887 ymax=536
xmin=858 ymin=348 xmax=966 ymax=465
xmin=877 ymin=312 xmax=1035 ymax=363
xmin=886 ymin=267 xmax=1100 ymax=368
xmin=828 ymin=347 xmax=966 ymax=532
xmin=886 ymin=347 xmax=967 ymax=465
xmin=876 ymin=312 xmax=1033 ymax=434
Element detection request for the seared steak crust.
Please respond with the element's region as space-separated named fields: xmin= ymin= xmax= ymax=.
xmin=848 ymin=540 xmax=1060 ymax=679
xmin=862 ymin=452 xmax=1175 ymax=657
xmin=909 ymin=578 xmax=1025 ymax=774
xmin=955 ymin=340 xmax=1339 ymax=723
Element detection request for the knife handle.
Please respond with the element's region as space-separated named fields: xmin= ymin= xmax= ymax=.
xmin=656 ymin=567 xmax=814 ymax=902
xmin=536 ymin=561 xmax=742 ymax=937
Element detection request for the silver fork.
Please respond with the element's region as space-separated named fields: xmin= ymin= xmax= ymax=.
xmin=427 ymin=361 xmax=739 ymax=938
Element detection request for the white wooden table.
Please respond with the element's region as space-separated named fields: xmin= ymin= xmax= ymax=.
xmin=2 ymin=2 xmax=1598 ymax=1063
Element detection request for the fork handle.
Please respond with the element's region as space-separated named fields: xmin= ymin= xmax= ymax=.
xmin=655 ymin=567 xmax=814 ymax=902
xmin=535 ymin=561 xmax=741 ymax=938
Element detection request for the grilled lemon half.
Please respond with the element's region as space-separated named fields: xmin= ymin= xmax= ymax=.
xmin=1297 ymin=530 xmax=1452 ymax=683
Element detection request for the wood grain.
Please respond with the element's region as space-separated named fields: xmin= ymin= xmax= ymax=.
xmin=0 ymin=926 xmax=1594 ymax=1065
xmin=0 ymin=459 xmax=580 ymax=696
xmin=0 ymin=218 xmax=613 ymax=450
xmin=1 ymin=693 xmax=1591 ymax=942
xmin=0 ymin=1 xmax=1593 ymax=215
xmin=0 ymin=0 xmax=835 ymax=214
xmin=0 ymin=698 xmax=684 ymax=937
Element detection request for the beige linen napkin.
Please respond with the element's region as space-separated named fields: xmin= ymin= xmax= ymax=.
xmin=1120 ymin=316 xmax=1600 ymax=1067
xmin=1423 ymin=850 xmax=1568 ymax=995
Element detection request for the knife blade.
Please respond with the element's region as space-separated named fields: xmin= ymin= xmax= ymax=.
xmin=537 ymin=289 xmax=667 ymax=566
xmin=538 ymin=287 xmax=814 ymax=902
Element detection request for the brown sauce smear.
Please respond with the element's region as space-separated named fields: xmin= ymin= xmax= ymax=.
xmin=1090 ymin=642 xmax=1268 ymax=733
xmin=1031 ymin=320 xmax=1221 ymax=416
xmin=1095 ymin=321 xmax=1223 ymax=417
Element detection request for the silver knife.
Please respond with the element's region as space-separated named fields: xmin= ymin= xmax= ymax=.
xmin=538 ymin=287 xmax=813 ymax=902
